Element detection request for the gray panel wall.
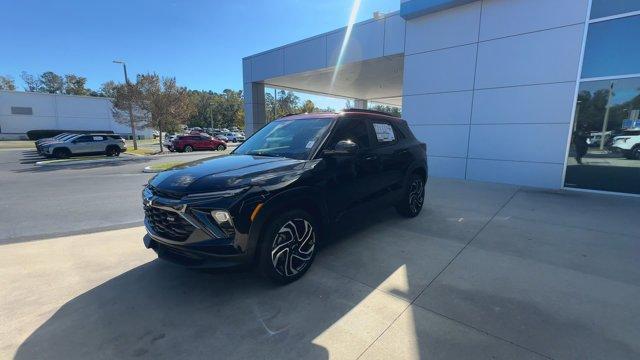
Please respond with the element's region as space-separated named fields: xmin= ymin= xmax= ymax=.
xmin=402 ymin=0 xmax=589 ymax=188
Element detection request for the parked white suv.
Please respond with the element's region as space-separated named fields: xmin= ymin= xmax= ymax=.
xmin=611 ymin=129 xmax=640 ymax=160
xmin=41 ymin=134 xmax=127 ymax=158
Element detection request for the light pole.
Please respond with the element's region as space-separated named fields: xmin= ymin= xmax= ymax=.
xmin=113 ymin=60 xmax=138 ymax=150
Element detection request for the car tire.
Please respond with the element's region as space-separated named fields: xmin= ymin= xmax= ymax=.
xmin=217 ymin=144 xmax=226 ymax=151
xmin=396 ymin=173 xmax=425 ymax=218
xmin=258 ymin=209 xmax=318 ymax=284
xmin=106 ymin=146 xmax=121 ymax=157
xmin=632 ymin=146 xmax=640 ymax=160
xmin=184 ymin=145 xmax=194 ymax=152
xmin=52 ymin=148 xmax=71 ymax=159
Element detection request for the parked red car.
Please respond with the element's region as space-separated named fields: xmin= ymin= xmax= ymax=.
xmin=170 ymin=134 xmax=227 ymax=152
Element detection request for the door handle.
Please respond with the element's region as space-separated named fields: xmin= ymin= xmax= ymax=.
xmin=364 ymin=154 xmax=378 ymax=161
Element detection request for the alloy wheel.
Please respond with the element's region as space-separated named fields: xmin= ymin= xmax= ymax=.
xmin=271 ymin=218 xmax=315 ymax=277
xmin=408 ymin=178 xmax=424 ymax=215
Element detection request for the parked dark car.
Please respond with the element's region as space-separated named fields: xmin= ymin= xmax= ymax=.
xmin=142 ymin=110 xmax=427 ymax=283
xmin=169 ymin=134 xmax=227 ymax=152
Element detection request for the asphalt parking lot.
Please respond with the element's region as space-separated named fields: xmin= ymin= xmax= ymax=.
xmin=2 ymin=152 xmax=639 ymax=360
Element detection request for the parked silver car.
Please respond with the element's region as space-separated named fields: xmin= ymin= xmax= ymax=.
xmin=41 ymin=134 xmax=127 ymax=158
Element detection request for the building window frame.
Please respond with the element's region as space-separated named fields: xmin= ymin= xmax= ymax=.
xmin=561 ymin=0 xmax=640 ymax=197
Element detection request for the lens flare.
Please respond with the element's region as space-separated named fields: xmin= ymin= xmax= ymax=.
xmin=330 ymin=0 xmax=362 ymax=89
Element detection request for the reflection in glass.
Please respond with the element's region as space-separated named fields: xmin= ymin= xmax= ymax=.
xmin=581 ymin=15 xmax=640 ymax=78
xmin=590 ymin=0 xmax=640 ymax=19
xmin=565 ymin=77 xmax=640 ymax=194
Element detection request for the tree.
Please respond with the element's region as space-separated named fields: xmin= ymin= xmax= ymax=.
xmin=265 ymin=90 xmax=301 ymax=121
xmin=0 ymin=75 xmax=16 ymax=91
xmin=21 ymin=71 xmax=42 ymax=92
xmin=99 ymin=81 xmax=118 ymax=98
xmin=64 ymin=74 xmax=89 ymax=95
xmin=370 ymin=104 xmax=401 ymax=117
xmin=302 ymin=100 xmax=315 ymax=113
xmin=187 ymin=89 xmax=245 ymax=130
xmin=40 ymin=71 xmax=64 ymax=93
xmin=111 ymin=73 xmax=195 ymax=152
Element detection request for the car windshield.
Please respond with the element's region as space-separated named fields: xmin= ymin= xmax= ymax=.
xmin=233 ymin=117 xmax=333 ymax=160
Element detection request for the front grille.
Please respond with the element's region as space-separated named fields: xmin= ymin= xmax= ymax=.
xmin=144 ymin=206 xmax=195 ymax=241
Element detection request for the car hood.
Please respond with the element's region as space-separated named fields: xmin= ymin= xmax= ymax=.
xmin=148 ymin=154 xmax=311 ymax=196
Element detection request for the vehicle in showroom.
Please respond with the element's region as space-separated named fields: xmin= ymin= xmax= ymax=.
xmin=142 ymin=109 xmax=428 ymax=283
xmin=611 ymin=129 xmax=640 ymax=159
xmin=41 ymin=134 xmax=126 ymax=158
xmin=169 ymin=134 xmax=227 ymax=152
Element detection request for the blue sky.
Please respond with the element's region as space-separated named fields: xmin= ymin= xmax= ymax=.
xmin=1 ymin=0 xmax=398 ymax=109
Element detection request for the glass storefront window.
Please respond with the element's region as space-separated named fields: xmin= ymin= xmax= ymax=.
xmin=590 ymin=0 xmax=640 ymax=20
xmin=581 ymin=15 xmax=640 ymax=78
xmin=565 ymin=77 xmax=640 ymax=194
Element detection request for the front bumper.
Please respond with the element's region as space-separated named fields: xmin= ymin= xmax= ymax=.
xmin=142 ymin=186 xmax=255 ymax=268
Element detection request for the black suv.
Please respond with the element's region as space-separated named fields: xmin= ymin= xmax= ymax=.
xmin=142 ymin=110 xmax=427 ymax=283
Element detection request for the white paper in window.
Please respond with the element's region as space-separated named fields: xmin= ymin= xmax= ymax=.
xmin=373 ymin=123 xmax=395 ymax=142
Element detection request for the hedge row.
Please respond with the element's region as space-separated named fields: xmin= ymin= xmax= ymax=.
xmin=26 ymin=129 xmax=114 ymax=140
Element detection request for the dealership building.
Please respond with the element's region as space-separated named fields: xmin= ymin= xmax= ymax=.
xmin=243 ymin=0 xmax=640 ymax=195
xmin=0 ymin=91 xmax=153 ymax=140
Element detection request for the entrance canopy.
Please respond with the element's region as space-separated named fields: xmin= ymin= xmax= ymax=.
xmin=242 ymin=12 xmax=406 ymax=133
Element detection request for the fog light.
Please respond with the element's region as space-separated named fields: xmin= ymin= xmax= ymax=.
xmin=211 ymin=210 xmax=231 ymax=224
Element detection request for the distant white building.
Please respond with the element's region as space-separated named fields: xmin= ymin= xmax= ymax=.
xmin=0 ymin=90 xmax=153 ymax=140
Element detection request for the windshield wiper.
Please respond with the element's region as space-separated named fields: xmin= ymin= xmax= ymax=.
xmin=246 ymin=151 xmax=283 ymax=158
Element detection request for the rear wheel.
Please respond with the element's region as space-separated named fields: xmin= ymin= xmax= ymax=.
xmin=396 ymin=173 xmax=425 ymax=218
xmin=632 ymin=145 xmax=640 ymax=160
xmin=52 ymin=148 xmax=71 ymax=159
xmin=258 ymin=209 xmax=318 ymax=284
xmin=217 ymin=144 xmax=226 ymax=151
xmin=106 ymin=146 xmax=121 ymax=157
xmin=183 ymin=145 xmax=194 ymax=152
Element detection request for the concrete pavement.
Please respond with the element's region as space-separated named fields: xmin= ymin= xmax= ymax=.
xmin=2 ymin=178 xmax=639 ymax=359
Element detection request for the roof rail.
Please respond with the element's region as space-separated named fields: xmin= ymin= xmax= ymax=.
xmin=342 ymin=108 xmax=399 ymax=118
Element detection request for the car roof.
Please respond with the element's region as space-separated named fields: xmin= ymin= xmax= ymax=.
xmin=276 ymin=109 xmax=403 ymax=123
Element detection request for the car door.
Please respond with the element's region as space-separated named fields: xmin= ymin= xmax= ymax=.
xmin=70 ymin=135 xmax=93 ymax=154
xmin=369 ymin=119 xmax=412 ymax=196
xmin=87 ymin=135 xmax=107 ymax=153
xmin=321 ymin=117 xmax=382 ymax=218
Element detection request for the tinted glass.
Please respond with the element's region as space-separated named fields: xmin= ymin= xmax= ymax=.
xmin=581 ymin=15 xmax=640 ymax=78
xmin=564 ymin=77 xmax=640 ymax=194
xmin=233 ymin=117 xmax=333 ymax=160
xmin=591 ymin=0 xmax=640 ymax=19
xmin=328 ymin=118 xmax=370 ymax=149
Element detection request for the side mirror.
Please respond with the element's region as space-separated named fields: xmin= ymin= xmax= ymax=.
xmin=323 ymin=139 xmax=358 ymax=156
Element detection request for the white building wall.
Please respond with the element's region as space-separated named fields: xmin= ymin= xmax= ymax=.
xmin=402 ymin=0 xmax=589 ymax=188
xmin=0 ymin=91 xmax=153 ymax=139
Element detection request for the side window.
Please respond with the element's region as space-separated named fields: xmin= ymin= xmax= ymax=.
xmin=328 ymin=118 xmax=371 ymax=149
xmin=372 ymin=121 xmax=398 ymax=145
xmin=75 ymin=136 xmax=92 ymax=143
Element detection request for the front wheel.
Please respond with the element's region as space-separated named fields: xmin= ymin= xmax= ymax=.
xmin=258 ymin=210 xmax=318 ymax=284
xmin=632 ymin=146 xmax=640 ymax=160
xmin=396 ymin=174 xmax=425 ymax=218
xmin=217 ymin=144 xmax=226 ymax=151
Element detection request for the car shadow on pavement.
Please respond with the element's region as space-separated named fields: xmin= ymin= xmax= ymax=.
xmin=13 ymin=209 xmax=417 ymax=360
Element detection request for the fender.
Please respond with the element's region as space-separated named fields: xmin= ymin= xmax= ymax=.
xmin=245 ymin=185 xmax=328 ymax=262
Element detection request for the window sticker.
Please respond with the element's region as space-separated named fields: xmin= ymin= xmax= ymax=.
xmin=305 ymin=140 xmax=315 ymax=149
xmin=92 ymin=136 xmax=104 ymax=141
xmin=373 ymin=123 xmax=395 ymax=142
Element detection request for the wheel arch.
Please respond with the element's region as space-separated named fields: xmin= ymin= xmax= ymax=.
xmin=247 ymin=186 xmax=327 ymax=263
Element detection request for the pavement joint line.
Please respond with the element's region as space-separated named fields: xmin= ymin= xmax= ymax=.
xmin=355 ymin=186 xmax=523 ymax=360
xmin=416 ymin=305 xmax=555 ymax=360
